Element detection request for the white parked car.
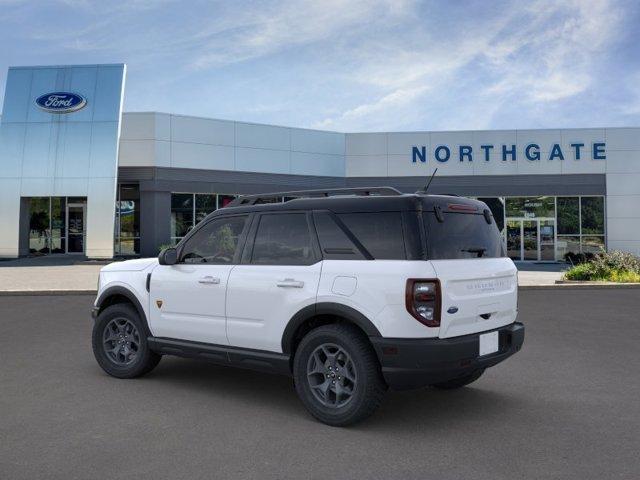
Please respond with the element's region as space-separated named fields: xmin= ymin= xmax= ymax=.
xmin=91 ymin=187 xmax=524 ymax=426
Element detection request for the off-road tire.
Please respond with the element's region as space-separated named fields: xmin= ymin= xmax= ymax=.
xmin=293 ymin=324 xmax=387 ymax=427
xmin=92 ymin=303 xmax=161 ymax=379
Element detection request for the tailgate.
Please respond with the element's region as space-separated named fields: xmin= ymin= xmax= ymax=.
xmin=431 ymin=258 xmax=518 ymax=338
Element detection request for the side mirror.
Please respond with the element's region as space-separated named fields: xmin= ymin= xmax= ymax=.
xmin=158 ymin=247 xmax=178 ymax=265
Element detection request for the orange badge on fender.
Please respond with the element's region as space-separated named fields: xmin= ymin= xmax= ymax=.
xmin=156 ymin=300 xmax=163 ymax=308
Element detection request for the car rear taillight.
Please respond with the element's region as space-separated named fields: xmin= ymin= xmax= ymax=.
xmin=405 ymin=279 xmax=441 ymax=327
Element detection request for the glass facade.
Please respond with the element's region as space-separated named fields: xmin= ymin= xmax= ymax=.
xmin=477 ymin=196 xmax=606 ymax=261
xmin=29 ymin=197 xmax=52 ymax=254
xmin=170 ymin=193 xmax=237 ymax=244
xmin=115 ymin=184 xmax=141 ymax=255
xmin=505 ymin=197 xmax=555 ymax=219
xmin=557 ymin=196 xmax=605 ymax=259
xmin=105 ymin=192 xmax=607 ymax=261
xmin=28 ymin=197 xmax=86 ymax=255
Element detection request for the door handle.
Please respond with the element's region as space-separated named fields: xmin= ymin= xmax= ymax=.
xmin=198 ymin=276 xmax=220 ymax=285
xmin=277 ymin=278 xmax=304 ymax=288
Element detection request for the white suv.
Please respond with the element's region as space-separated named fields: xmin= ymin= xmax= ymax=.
xmin=91 ymin=187 xmax=524 ymax=426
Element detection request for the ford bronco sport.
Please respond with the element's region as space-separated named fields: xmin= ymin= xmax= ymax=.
xmin=91 ymin=187 xmax=524 ymax=426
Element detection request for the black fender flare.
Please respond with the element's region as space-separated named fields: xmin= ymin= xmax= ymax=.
xmin=95 ymin=286 xmax=151 ymax=337
xmin=281 ymin=302 xmax=381 ymax=354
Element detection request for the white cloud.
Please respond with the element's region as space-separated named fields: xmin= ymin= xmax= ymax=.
xmin=314 ymin=0 xmax=625 ymax=130
xmin=483 ymin=0 xmax=621 ymax=103
xmin=190 ymin=0 xmax=414 ymax=69
xmin=0 ymin=0 xmax=631 ymax=130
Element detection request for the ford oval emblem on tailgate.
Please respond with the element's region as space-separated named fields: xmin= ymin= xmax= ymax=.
xmin=447 ymin=306 xmax=459 ymax=314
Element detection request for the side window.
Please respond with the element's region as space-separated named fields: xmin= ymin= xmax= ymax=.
xmin=251 ymin=213 xmax=315 ymax=265
xmin=180 ymin=216 xmax=247 ymax=264
xmin=313 ymin=212 xmax=365 ymax=260
xmin=337 ymin=212 xmax=406 ymax=260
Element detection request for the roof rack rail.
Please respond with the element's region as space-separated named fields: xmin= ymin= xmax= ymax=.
xmin=227 ymin=187 xmax=403 ymax=207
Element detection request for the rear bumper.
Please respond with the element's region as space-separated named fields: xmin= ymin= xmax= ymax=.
xmin=370 ymin=322 xmax=525 ymax=390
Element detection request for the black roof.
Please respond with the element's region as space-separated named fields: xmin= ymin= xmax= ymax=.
xmin=212 ymin=193 xmax=487 ymax=216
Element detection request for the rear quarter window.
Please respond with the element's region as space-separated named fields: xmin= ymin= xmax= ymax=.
xmin=424 ymin=212 xmax=505 ymax=259
xmin=337 ymin=212 xmax=406 ymax=260
xmin=313 ymin=212 xmax=366 ymax=260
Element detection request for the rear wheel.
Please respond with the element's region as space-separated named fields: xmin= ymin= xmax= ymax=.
xmin=293 ymin=324 xmax=386 ymax=427
xmin=431 ymin=369 xmax=484 ymax=389
xmin=92 ymin=303 xmax=161 ymax=379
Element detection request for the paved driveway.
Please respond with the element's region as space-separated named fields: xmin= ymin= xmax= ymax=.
xmin=0 ymin=257 xmax=566 ymax=292
xmin=1 ymin=290 xmax=638 ymax=479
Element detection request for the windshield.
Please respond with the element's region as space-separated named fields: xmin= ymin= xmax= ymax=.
xmin=423 ymin=211 xmax=505 ymax=260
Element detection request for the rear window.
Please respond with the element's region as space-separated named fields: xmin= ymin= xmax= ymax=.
xmin=337 ymin=212 xmax=406 ymax=260
xmin=424 ymin=212 xmax=505 ymax=259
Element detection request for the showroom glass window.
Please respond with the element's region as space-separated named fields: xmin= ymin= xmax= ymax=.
xmin=555 ymin=196 xmax=605 ymax=257
xmin=505 ymin=197 xmax=555 ymax=218
xmin=114 ymin=184 xmax=140 ymax=255
xmin=28 ymin=197 xmax=52 ymax=254
xmin=497 ymin=195 xmax=606 ymax=260
xmin=170 ymin=193 xmax=289 ymax=244
xmin=28 ymin=196 xmax=87 ymax=255
xmin=171 ymin=194 xmax=194 ymax=243
xmin=171 ymin=193 xmax=242 ymax=244
xmin=580 ymin=197 xmax=605 ymax=253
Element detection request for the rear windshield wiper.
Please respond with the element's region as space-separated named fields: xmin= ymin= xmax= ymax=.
xmin=461 ymin=247 xmax=486 ymax=258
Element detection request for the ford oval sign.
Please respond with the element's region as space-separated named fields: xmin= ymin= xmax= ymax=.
xmin=35 ymin=92 xmax=87 ymax=114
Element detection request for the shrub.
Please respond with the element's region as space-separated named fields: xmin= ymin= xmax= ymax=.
xmin=563 ymin=251 xmax=595 ymax=265
xmin=563 ymin=250 xmax=640 ymax=282
xmin=608 ymin=270 xmax=640 ymax=283
xmin=590 ymin=250 xmax=640 ymax=274
xmin=564 ymin=263 xmax=595 ymax=281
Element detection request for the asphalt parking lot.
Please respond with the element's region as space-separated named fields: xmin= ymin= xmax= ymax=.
xmin=1 ymin=289 xmax=639 ymax=480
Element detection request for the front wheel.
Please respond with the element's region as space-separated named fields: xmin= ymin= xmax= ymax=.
xmin=293 ymin=324 xmax=387 ymax=427
xmin=92 ymin=303 xmax=161 ymax=379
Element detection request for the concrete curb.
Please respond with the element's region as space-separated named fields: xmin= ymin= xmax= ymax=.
xmin=0 ymin=290 xmax=97 ymax=296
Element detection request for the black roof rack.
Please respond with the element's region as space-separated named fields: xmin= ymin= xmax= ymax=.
xmin=414 ymin=190 xmax=460 ymax=197
xmin=227 ymin=187 xmax=403 ymax=207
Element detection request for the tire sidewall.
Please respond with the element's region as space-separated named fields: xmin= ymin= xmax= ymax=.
xmin=92 ymin=304 xmax=154 ymax=378
xmin=293 ymin=326 xmax=380 ymax=425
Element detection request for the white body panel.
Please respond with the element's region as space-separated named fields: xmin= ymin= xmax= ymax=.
xmin=317 ymin=260 xmax=441 ymax=338
xmin=95 ymin=255 xmax=519 ymax=353
xmin=96 ymin=259 xmax=156 ymax=331
xmin=430 ymin=258 xmax=518 ymax=338
xmin=226 ymin=263 xmax=322 ymax=351
xmin=149 ymin=264 xmax=233 ymax=345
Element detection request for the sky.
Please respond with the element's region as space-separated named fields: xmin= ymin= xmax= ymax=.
xmin=0 ymin=0 xmax=639 ymax=132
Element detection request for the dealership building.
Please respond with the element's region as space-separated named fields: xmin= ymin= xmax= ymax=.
xmin=1 ymin=63 xmax=639 ymax=261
